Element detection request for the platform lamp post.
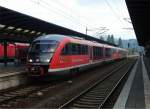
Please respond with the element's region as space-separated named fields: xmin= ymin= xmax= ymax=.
xmin=86 ymin=27 xmax=88 ymax=35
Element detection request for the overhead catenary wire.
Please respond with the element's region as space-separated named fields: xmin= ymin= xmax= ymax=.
xmin=30 ymin=0 xmax=87 ymax=28
xmin=50 ymin=0 xmax=93 ymax=27
xmin=41 ymin=0 xmax=83 ymax=25
xmin=112 ymin=0 xmax=127 ymax=19
xmin=104 ymin=0 xmax=126 ymax=27
xmin=30 ymin=0 xmax=132 ymax=36
xmin=113 ymin=0 xmax=133 ymax=29
xmin=30 ymin=0 xmax=76 ymax=23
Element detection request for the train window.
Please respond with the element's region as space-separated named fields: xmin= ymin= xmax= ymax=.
xmin=93 ymin=47 xmax=103 ymax=59
xmin=85 ymin=46 xmax=88 ymax=54
xmin=29 ymin=40 xmax=58 ymax=53
xmin=77 ymin=44 xmax=82 ymax=54
xmin=105 ymin=48 xmax=112 ymax=57
xmin=112 ymin=48 xmax=116 ymax=54
xmin=81 ymin=45 xmax=88 ymax=55
xmin=61 ymin=43 xmax=71 ymax=55
xmin=61 ymin=43 xmax=88 ymax=55
xmin=61 ymin=43 xmax=79 ymax=55
xmin=71 ymin=43 xmax=78 ymax=55
xmin=61 ymin=45 xmax=67 ymax=55
xmin=72 ymin=44 xmax=88 ymax=55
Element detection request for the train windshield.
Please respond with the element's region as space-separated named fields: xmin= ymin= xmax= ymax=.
xmin=28 ymin=40 xmax=58 ymax=63
xmin=29 ymin=40 xmax=58 ymax=53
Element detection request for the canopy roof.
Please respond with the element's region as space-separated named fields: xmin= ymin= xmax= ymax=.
xmin=0 ymin=6 xmax=116 ymax=46
xmin=126 ymin=0 xmax=150 ymax=46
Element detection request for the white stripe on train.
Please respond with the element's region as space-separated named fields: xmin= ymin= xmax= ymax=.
xmin=48 ymin=58 xmax=116 ymax=72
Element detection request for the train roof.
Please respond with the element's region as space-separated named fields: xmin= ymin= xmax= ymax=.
xmin=33 ymin=34 xmax=127 ymax=51
xmin=33 ymin=34 xmax=67 ymax=42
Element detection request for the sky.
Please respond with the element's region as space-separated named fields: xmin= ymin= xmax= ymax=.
xmin=0 ymin=0 xmax=136 ymax=39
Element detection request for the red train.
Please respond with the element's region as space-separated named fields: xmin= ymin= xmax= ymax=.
xmin=27 ymin=34 xmax=128 ymax=78
xmin=0 ymin=43 xmax=15 ymax=59
xmin=0 ymin=43 xmax=29 ymax=63
xmin=15 ymin=43 xmax=30 ymax=63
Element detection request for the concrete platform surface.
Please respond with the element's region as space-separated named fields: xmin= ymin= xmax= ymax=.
xmin=114 ymin=56 xmax=150 ymax=109
xmin=0 ymin=63 xmax=27 ymax=90
xmin=0 ymin=63 xmax=26 ymax=76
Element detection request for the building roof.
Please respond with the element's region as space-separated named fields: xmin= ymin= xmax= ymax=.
xmin=126 ymin=0 xmax=150 ymax=46
xmin=0 ymin=6 xmax=116 ymax=46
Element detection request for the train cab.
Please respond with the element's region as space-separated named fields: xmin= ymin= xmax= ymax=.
xmin=27 ymin=35 xmax=62 ymax=76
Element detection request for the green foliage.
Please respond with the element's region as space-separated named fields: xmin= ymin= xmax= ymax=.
xmin=100 ymin=36 xmax=104 ymax=40
xmin=107 ymin=34 xmax=115 ymax=44
xmin=107 ymin=35 xmax=111 ymax=42
xmin=118 ymin=37 xmax=123 ymax=48
xmin=110 ymin=35 xmax=115 ymax=44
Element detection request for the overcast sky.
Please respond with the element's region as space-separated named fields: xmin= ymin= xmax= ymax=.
xmin=0 ymin=0 xmax=136 ymax=39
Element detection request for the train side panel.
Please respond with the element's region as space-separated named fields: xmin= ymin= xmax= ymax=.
xmin=16 ymin=44 xmax=29 ymax=62
xmin=0 ymin=44 xmax=4 ymax=58
xmin=7 ymin=44 xmax=16 ymax=58
xmin=0 ymin=44 xmax=16 ymax=58
xmin=49 ymin=39 xmax=90 ymax=70
xmin=0 ymin=43 xmax=29 ymax=63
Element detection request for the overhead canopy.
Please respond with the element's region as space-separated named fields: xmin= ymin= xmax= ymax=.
xmin=125 ymin=0 xmax=150 ymax=46
xmin=0 ymin=6 xmax=116 ymax=46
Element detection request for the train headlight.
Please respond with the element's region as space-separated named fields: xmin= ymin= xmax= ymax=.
xmin=29 ymin=59 xmax=33 ymax=62
xmin=42 ymin=59 xmax=50 ymax=63
xmin=45 ymin=59 xmax=50 ymax=62
xmin=36 ymin=58 xmax=40 ymax=62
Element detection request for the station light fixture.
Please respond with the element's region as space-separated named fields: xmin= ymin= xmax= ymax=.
xmin=16 ymin=28 xmax=22 ymax=31
xmin=30 ymin=31 xmax=36 ymax=34
xmin=24 ymin=29 xmax=30 ymax=33
xmin=37 ymin=32 xmax=41 ymax=35
xmin=0 ymin=24 xmax=5 ymax=29
xmin=7 ymin=26 xmax=15 ymax=30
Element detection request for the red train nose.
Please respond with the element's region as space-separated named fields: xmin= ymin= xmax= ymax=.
xmin=40 ymin=67 xmax=44 ymax=76
xmin=28 ymin=66 xmax=45 ymax=76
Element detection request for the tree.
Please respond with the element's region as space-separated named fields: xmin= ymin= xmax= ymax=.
xmin=107 ymin=35 xmax=115 ymax=44
xmin=128 ymin=43 xmax=130 ymax=48
xmin=110 ymin=34 xmax=115 ymax=44
xmin=107 ymin=35 xmax=111 ymax=43
xmin=100 ymin=36 xmax=104 ymax=41
xmin=118 ymin=37 xmax=123 ymax=48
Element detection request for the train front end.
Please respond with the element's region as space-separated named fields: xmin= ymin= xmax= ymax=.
xmin=27 ymin=35 xmax=59 ymax=77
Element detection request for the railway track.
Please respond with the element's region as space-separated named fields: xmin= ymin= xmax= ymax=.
xmin=0 ymin=59 xmax=135 ymax=108
xmin=0 ymin=81 xmax=64 ymax=108
xmin=58 ymin=59 xmax=136 ymax=109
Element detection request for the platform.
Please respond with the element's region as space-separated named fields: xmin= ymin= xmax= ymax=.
xmin=0 ymin=63 xmax=26 ymax=76
xmin=0 ymin=63 xmax=27 ymax=90
xmin=113 ymin=56 xmax=150 ymax=109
